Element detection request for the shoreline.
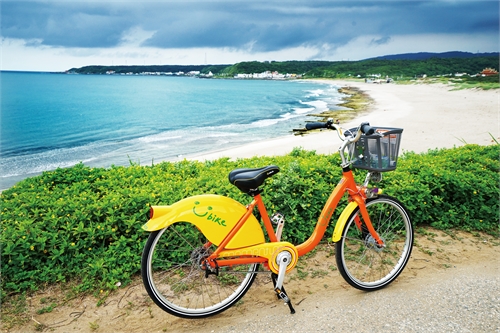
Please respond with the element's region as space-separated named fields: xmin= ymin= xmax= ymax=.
xmin=2 ymin=80 xmax=498 ymax=191
xmin=188 ymin=79 xmax=499 ymax=161
xmin=186 ymin=81 xmax=371 ymax=161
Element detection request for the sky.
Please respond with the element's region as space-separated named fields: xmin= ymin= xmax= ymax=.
xmin=1 ymin=0 xmax=499 ymax=72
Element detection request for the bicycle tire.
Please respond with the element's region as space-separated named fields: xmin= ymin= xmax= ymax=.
xmin=335 ymin=195 xmax=413 ymax=291
xmin=141 ymin=222 xmax=259 ymax=318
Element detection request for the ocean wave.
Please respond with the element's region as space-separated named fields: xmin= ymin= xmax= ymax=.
xmin=136 ymin=135 xmax=183 ymax=143
xmin=293 ymin=107 xmax=315 ymax=114
xmin=0 ymin=154 xmax=97 ymax=178
xmin=0 ymin=143 xmax=113 ymax=178
xmin=200 ymin=131 xmax=240 ymax=138
xmin=300 ymin=99 xmax=329 ymax=112
xmin=249 ymin=111 xmax=305 ymax=128
xmin=1 ymin=75 xmax=344 ymax=189
xmin=304 ymin=88 xmax=324 ymax=97
xmin=250 ymin=118 xmax=282 ymax=127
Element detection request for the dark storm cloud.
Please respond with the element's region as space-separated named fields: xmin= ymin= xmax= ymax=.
xmin=1 ymin=1 xmax=498 ymax=51
xmin=1 ymin=2 xmax=132 ymax=47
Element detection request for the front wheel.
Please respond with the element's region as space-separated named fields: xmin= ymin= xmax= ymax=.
xmin=335 ymin=195 xmax=413 ymax=291
xmin=141 ymin=222 xmax=259 ymax=318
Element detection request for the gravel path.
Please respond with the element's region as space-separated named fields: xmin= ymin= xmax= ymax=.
xmin=211 ymin=262 xmax=499 ymax=333
xmin=9 ymin=231 xmax=498 ymax=333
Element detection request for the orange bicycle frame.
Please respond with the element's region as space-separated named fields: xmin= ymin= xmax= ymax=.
xmin=204 ymin=166 xmax=383 ymax=269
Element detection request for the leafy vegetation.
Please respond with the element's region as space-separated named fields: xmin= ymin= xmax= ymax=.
xmin=380 ymin=145 xmax=499 ymax=232
xmin=1 ymin=144 xmax=498 ymax=301
xmin=221 ymin=60 xmax=333 ymax=76
xmin=443 ymin=74 xmax=500 ymax=90
xmin=303 ymin=56 xmax=499 ymax=78
xmin=67 ymin=64 xmax=230 ymax=75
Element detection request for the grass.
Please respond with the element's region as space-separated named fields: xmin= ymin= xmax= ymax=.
xmin=397 ymin=76 xmax=499 ymax=90
xmin=36 ymin=303 xmax=57 ymax=315
xmin=89 ymin=321 xmax=99 ymax=331
xmin=1 ymin=293 xmax=29 ymax=329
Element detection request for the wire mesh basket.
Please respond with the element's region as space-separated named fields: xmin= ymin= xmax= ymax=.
xmin=348 ymin=127 xmax=403 ymax=172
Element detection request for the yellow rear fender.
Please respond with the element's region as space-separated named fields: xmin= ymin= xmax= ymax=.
xmin=142 ymin=194 xmax=265 ymax=249
xmin=332 ymin=201 xmax=359 ymax=242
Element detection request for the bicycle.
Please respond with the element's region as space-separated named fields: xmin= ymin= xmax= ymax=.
xmin=141 ymin=120 xmax=414 ymax=319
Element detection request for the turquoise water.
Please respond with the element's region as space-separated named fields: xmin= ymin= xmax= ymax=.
xmin=0 ymin=71 xmax=344 ymax=189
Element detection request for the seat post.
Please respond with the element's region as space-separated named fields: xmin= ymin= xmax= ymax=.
xmin=247 ymin=188 xmax=263 ymax=197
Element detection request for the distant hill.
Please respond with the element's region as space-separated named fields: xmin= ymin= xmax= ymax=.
xmin=367 ymin=51 xmax=499 ymax=61
xmin=67 ymin=64 xmax=230 ymax=75
xmin=67 ymin=52 xmax=499 ymax=78
xmin=223 ymin=55 xmax=498 ymax=78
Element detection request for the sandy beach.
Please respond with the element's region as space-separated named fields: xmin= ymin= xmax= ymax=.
xmin=188 ymin=80 xmax=499 ymax=161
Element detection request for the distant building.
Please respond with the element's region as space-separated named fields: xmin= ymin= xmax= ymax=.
xmin=234 ymin=70 xmax=299 ymax=80
xmin=481 ymin=68 xmax=498 ymax=76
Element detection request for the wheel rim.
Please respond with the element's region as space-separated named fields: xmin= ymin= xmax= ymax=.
xmin=144 ymin=223 xmax=258 ymax=316
xmin=340 ymin=198 xmax=412 ymax=288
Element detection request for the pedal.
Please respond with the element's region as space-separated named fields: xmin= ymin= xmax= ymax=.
xmin=275 ymin=286 xmax=295 ymax=314
xmin=272 ymin=251 xmax=296 ymax=314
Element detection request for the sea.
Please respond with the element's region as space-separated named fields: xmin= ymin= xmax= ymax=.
xmin=0 ymin=71 xmax=346 ymax=190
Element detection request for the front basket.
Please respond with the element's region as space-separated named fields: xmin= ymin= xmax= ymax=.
xmin=349 ymin=127 xmax=403 ymax=172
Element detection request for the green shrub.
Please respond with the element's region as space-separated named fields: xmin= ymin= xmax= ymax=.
xmin=382 ymin=144 xmax=499 ymax=233
xmin=1 ymin=144 xmax=498 ymax=299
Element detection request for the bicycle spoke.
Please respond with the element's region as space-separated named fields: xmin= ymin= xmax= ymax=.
xmin=142 ymin=222 xmax=259 ymax=318
xmin=336 ymin=195 xmax=413 ymax=291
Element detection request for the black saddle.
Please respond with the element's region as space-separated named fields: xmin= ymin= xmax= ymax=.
xmin=229 ymin=165 xmax=280 ymax=194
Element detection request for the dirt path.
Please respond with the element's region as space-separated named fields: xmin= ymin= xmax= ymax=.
xmin=4 ymin=228 xmax=499 ymax=333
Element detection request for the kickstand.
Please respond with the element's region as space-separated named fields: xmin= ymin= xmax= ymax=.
xmin=271 ymin=274 xmax=296 ymax=314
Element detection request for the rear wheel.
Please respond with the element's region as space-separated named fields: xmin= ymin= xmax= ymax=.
xmin=141 ymin=222 xmax=259 ymax=318
xmin=335 ymin=195 xmax=413 ymax=291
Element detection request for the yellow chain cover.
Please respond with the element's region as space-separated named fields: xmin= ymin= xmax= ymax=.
xmin=218 ymin=242 xmax=299 ymax=274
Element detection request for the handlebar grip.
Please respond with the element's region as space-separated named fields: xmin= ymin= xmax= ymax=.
xmin=305 ymin=122 xmax=328 ymax=130
xmin=360 ymin=122 xmax=376 ymax=136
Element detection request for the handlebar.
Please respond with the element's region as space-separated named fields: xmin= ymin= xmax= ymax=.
xmin=305 ymin=121 xmax=335 ymax=131
xmin=360 ymin=123 xmax=376 ymax=136
xmin=305 ymin=120 xmax=375 ymax=137
xmin=304 ymin=119 xmax=378 ymax=167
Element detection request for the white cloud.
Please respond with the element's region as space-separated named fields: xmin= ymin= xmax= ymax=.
xmin=329 ymin=33 xmax=499 ymax=60
xmin=1 ymin=1 xmax=498 ymax=71
xmin=1 ymin=31 xmax=498 ymax=72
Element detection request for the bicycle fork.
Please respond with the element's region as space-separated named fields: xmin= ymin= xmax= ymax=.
xmin=352 ymin=195 xmax=385 ymax=248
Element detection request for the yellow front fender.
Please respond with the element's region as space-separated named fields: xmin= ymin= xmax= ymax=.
xmin=142 ymin=194 xmax=265 ymax=249
xmin=332 ymin=201 xmax=359 ymax=242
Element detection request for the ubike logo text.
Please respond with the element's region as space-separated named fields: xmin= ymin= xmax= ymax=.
xmin=192 ymin=201 xmax=227 ymax=227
